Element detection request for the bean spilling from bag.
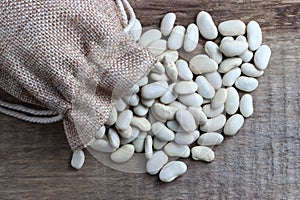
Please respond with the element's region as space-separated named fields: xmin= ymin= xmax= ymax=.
xmin=71 ymin=11 xmax=271 ymax=182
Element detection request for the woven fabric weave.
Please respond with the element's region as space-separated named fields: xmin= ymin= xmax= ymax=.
xmin=0 ymin=0 xmax=155 ymax=150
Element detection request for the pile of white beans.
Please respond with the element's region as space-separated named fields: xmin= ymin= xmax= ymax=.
xmin=71 ymin=11 xmax=271 ymax=183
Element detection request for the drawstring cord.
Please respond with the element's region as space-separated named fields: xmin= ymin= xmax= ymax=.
xmin=115 ymin=0 xmax=136 ymax=33
xmin=0 ymin=0 xmax=136 ymax=124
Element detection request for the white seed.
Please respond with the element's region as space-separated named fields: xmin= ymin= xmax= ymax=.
xmin=115 ymin=98 xmax=127 ymax=112
xmin=254 ymin=45 xmax=271 ymax=70
xmin=241 ymin=63 xmax=264 ymax=78
xmin=211 ymin=88 xmax=227 ymax=109
xmin=152 ymin=103 xmax=178 ymax=121
xmin=158 ymin=50 xmax=179 ymax=63
xmin=153 ymin=137 xmax=168 ymax=150
xmin=176 ymin=59 xmax=193 ymax=81
xmin=224 ymin=114 xmax=244 ymax=136
xmin=133 ymin=104 xmax=149 ymax=117
xmin=152 ymin=122 xmax=175 ymax=142
xmin=196 ymin=11 xmax=218 ymax=40
xmin=164 ymin=142 xmax=190 ymax=158
xmin=120 ymin=127 xmax=140 ymax=145
xmin=174 ymin=81 xmax=198 ymax=95
xmin=160 ymin=13 xmax=176 ymax=36
xmin=159 ymin=161 xmax=187 ymax=183
xmin=195 ymin=76 xmax=215 ymax=99
xmin=219 ymin=40 xmax=248 ymax=57
xmin=175 ymin=131 xmax=200 ymax=145
xmin=71 ymin=150 xmax=85 ymax=170
xmin=105 ymin=106 xmax=117 ymax=125
xmin=166 ymin=120 xmax=182 ymax=132
xmin=116 ymin=110 xmax=133 ymax=130
xmin=189 ymin=55 xmax=218 ymax=74
xmin=197 ymin=132 xmax=224 ymax=146
xmin=165 ymin=61 xmax=178 ymax=81
xmin=225 ymin=87 xmax=240 ymax=115
xmin=129 ymin=19 xmax=142 ymax=41
xmin=184 ymin=23 xmax=199 ymax=52
xmin=110 ymin=144 xmax=135 ymax=163
xmin=152 ymin=62 xmax=165 ymax=74
xmin=139 ymin=29 xmax=162 ymax=47
xmin=235 ymin=76 xmax=259 ymax=92
xmin=130 ymin=116 xmax=151 ymax=132
xmin=160 ymin=83 xmax=178 ymax=104
xmin=191 ymin=146 xmax=215 ymax=162
xmin=247 ymin=21 xmax=262 ymax=51
xmin=123 ymin=94 xmax=139 ymax=107
xmin=178 ymin=93 xmax=203 ymax=107
xmin=168 ymin=25 xmax=186 ymax=50
xmin=95 ymin=126 xmax=106 ymax=139
xmin=145 ymin=135 xmax=153 ymax=159
xmin=146 ymin=151 xmax=168 ymax=175
xmin=90 ymin=139 xmax=116 ymax=153
xmin=200 ymin=114 xmax=226 ymax=132
xmin=203 ymin=104 xmax=224 ymax=118
xmin=239 ymin=50 xmax=254 ymax=63
xmin=222 ymin=67 xmax=242 ymax=87
xmin=108 ymin=128 xmax=120 ymax=149
xmin=141 ymin=81 xmax=168 ymax=99
xmin=137 ymin=77 xmax=148 ymax=87
xmin=240 ymin=94 xmax=254 ymax=118
xmin=147 ymin=39 xmax=167 ymax=56
xmin=187 ymin=107 xmax=208 ymax=125
xmin=176 ymin=109 xmax=197 ymax=132
xmin=204 ymin=41 xmax=223 ymax=64
xmin=204 ymin=71 xmax=222 ymax=90
xmin=219 ymin=57 xmax=243 ymax=74
xmin=117 ymin=126 xmax=133 ymax=139
xmin=150 ymin=72 xmax=169 ymax=81
xmin=141 ymin=98 xmax=155 ymax=108
xmin=132 ymin=131 xmax=147 ymax=153
xmin=218 ymin=20 xmax=246 ymax=36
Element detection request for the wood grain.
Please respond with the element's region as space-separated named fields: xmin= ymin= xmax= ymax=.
xmin=1 ymin=0 xmax=300 ymax=199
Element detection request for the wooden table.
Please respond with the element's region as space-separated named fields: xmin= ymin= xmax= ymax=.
xmin=1 ymin=0 xmax=299 ymax=199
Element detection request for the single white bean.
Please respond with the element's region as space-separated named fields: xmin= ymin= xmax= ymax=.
xmin=247 ymin=21 xmax=262 ymax=51
xmin=71 ymin=150 xmax=85 ymax=170
xmin=145 ymin=135 xmax=153 ymax=159
xmin=218 ymin=20 xmax=246 ymax=36
xmin=168 ymin=25 xmax=186 ymax=50
xmin=196 ymin=11 xmax=218 ymax=40
xmin=164 ymin=142 xmax=190 ymax=158
xmin=225 ymin=87 xmax=240 ymax=115
xmin=197 ymin=132 xmax=224 ymax=146
xmin=254 ymin=45 xmax=271 ymax=70
xmin=191 ymin=146 xmax=215 ymax=162
xmin=159 ymin=161 xmax=187 ymax=182
xmin=223 ymin=114 xmax=244 ymax=136
xmin=110 ymin=144 xmax=135 ymax=163
xmin=160 ymin=13 xmax=176 ymax=36
xmin=195 ymin=76 xmax=215 ymax=99
xmin=240 ymin=94 xmax=254 ymax=118
xmin=146 ymin=151 xmax=168 ymax=175
xmin=184 ymin=23 xmax=199 ymax=52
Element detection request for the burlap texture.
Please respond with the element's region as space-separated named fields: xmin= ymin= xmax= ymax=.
xmin=0 ymin=0 xmax=155 ymax=150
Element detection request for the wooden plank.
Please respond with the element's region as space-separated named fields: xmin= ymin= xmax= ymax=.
xmin=0 ymin=1 xmax=299 ymax=199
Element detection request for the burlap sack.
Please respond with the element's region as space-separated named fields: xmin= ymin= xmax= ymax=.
xmin=0 ymin=0 xmax=155 ymax=150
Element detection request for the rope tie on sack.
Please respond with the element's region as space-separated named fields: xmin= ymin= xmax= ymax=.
xmin=0 ymin=0 xmax=136 ymax=124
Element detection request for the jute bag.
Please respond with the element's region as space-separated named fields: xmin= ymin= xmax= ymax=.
xmin=0 ymin=0 xmax=155 ymax=150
